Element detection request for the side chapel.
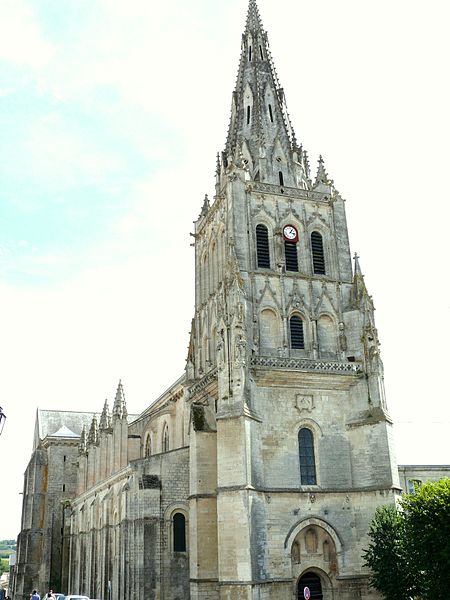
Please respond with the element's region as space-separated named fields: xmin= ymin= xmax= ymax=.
xmin=15 ymin=2 xmax=407 ymax=599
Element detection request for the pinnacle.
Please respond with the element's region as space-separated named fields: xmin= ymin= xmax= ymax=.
xmin=354 ymin=253 xmax=363 ymax=277
xmin=246 ymin=0 xmax=264 ymax=33
xmin=113 ymin=380 xmax=127 ymax=419
xmin=99 ymin=399 xmax=110 ymax=430
xmin=200 ymin=194 xmax=210 ymax=218
xmin=315 ymin=155 xmax=330 ymax=186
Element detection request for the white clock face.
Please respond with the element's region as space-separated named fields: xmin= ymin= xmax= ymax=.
xmin=283 ymin=225 xmax=297 ymax=241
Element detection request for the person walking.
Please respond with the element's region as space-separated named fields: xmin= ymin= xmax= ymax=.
xmin=30 ymin=591 xmax=40 ymax=600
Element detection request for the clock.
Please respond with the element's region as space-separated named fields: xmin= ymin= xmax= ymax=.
xmin=283 ymin=224 xmax=298 ymax=242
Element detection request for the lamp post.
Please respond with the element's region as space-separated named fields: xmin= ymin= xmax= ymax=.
xmin=0 ymin=407 xmax=6 ymax=435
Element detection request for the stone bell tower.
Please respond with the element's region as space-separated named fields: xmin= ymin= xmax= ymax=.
xmin=186 ymin=1 xmax=399 ymax=599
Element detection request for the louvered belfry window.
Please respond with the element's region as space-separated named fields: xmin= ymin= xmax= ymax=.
xmin=311 ymin=231 xmax=326 ymax=275
xmin=256 ymin=224 xmax=270 ymax=269
xmin=290 ymin=315 xmax=304 ymax=349
xmin=285 ymin=241 xmax=298 ymax=272
xmin=299 ymin=428 xmax=317 ymax=485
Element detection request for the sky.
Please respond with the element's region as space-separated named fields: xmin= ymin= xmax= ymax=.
xmin=0 ymin=0 xmax=449 ymax=540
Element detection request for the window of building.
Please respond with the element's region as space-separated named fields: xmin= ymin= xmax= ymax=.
xmin=259 ymin=45 xmax=264 ymax=59
xmin=247 ymin=105 xmax=251 ymax=125
xmin=311 ymin=231 xmax=326 ymax=275
xmin=162 ymin=425 xmax=169 ymax=453
xmin=279 ymin=170 xmax=284 ymax=186
xmin=268 ymin=104 xmax=274 ymax=122
xmin=407 ymin=479 xmax=422 ymax=494
xmin=256 ymin=224 xmax=270 ymax=268
xmin=290 ymin=315 xmax=304 ymax=349
xmin=144 ymin=434 xmax=151 ymax=458
xmin=285 ymin=241 xmax=299 ymax=272
xmin=299 ymin=428 xmax=317 ymax=485
xmin=173 ymin=512 xmax=186 ymax=552
xmin=249 ymin=46 xmax=252 ymax=61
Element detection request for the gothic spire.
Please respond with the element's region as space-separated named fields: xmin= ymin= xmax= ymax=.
xmin=112 ymin=380 xmax=127 ymax=420
xmin=224 ymin=0 xmax=305 ymax=186
xmin=245 ymin=0 xmax=264 ymax=33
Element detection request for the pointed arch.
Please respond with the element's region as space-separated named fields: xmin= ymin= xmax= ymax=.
xmin=259 ymin=307 xmax=281 ymax=353
xmin=284 ymin=517 xmax=343 ymax=554
xmin=317 ymin=313 xmax=337 ymax=359
xmin=162 ymin=423 xmax=169 ymax=453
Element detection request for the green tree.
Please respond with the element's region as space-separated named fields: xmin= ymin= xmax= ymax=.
xmin=402 ymin=478 xmax=450 ymax=599
xmin=363 ymin=504 xmax=416 ymax=600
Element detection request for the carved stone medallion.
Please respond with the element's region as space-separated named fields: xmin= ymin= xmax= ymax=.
xmin=296 ymin=394 xmax=314 ymax=413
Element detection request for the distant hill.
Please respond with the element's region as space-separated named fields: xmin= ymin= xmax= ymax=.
xmin=0 ymin=540 xmax=16 ymax=559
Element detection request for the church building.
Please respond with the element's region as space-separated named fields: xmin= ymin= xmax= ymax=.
xmin=15 ymin=2 xmax=415 ymax=599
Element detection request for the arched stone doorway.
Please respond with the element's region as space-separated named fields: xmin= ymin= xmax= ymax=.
xmin=298 ymin=571 xmax=323 ymax=599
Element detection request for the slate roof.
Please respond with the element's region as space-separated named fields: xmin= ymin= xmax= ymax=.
xmin=34 ymin=409 xmax=138 ymax=450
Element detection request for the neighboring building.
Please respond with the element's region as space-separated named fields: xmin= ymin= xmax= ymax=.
xmin=398 ymin=465 xmax=450 ymax=495
xmin=13 ymin=2 xmax=450 ymax=600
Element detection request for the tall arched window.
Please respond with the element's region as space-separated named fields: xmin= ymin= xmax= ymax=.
xmin=298 ymin=428 xmax=317 ymax=485
xmin=256 ymin=224 xmax=270 ymax=268
xmin=173 ymin=512 xmax=186 ymax=552
xmin=144 ymin=434 xmax=151 ymax=458
xmin=290 ymin=315 xmax=304 ymax=349
xmin=162 ymin=424 xmax=169 ymax=453
xmin=311 ymin=231 xmax=326 ymax=275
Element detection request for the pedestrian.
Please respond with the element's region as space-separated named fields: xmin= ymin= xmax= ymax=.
xmin=30 ymin=591 xmax=40 ymax=600
xmin=47 ymin=591 xmax=55 ymax=599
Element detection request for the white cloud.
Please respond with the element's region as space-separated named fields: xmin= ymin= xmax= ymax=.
xmin=26 ymin=114 xmax=124 ymax=187
xmin=0 ymin=0 xmax=54 ymax=68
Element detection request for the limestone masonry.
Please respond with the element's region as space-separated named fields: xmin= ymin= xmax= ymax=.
xmin=13 ymin=2 xmax=450 ymax=600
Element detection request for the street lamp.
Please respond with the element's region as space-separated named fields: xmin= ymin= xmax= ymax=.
xmin=0 ymin=407 xmax=6 ymax=435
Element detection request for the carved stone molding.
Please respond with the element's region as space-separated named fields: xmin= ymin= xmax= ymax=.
xmin=251 ymin=356 xmax=362 ymax=374
xmin=189 ymin=368 xmax=218 ymax=397
xmin=247 ymin=182 xmax=329 ymax=202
